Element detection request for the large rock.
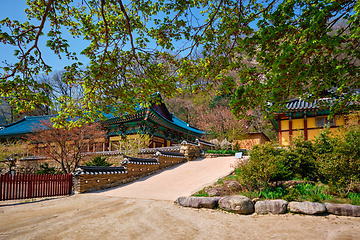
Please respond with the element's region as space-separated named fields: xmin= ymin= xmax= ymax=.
xmin=205 ymin=188 xmax=222 ymax=196
xmin=288 ymin=201 xmax=326 ymax=215
xmin=219 ymin=195 xmax=254 ymax=214
xmin=255 ymin=200 xmax=288 ymax=214
xmin=324 ymin=203 xmax=360 ymax=217
xmin=175 ymin=196 xmax=221 ymax=209
xmin=223 ymin=180 xmax=242 ymax=191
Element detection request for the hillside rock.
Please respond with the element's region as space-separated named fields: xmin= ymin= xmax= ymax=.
xmin=324 ymin=203 xmax=360 ymax=217
xmin=175 ymin=196 xmax=221 ymax=209
xmin=219 ymin=195 xmax=254 ymax=214
xmin=288 ymin=201 xmax=326 ymax=215
xmin=255 ymin=200 xmax=288 ymax=214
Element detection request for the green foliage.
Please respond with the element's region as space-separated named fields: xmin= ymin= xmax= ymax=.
xmin=236 ymin=142 xmax=288 ymax=188
xmin=347 ymin=193 xmax=360 ymax=206
xmin=314 ymin=125 xmax=360 ymax=197
xmin=283 ymin=136 xmax=318 ymax=181
xmin=258 ymin=187 xmax=287 ymax=200
xmin=206 ymin=149 xmax=238 ymax=155
xmin=295 ymin=183 xmax=333 ymax=202
xmin=2 ymin=1 xmax=358 ymax=127
xmin=192 ymin=188 xmax=209 ymax=197
xmin=116 ymin=133 xmax=152 ymax=158
xmin=235 ymin=125 xmax=360 ymax=196
xmin=36 ymin=163 xmax=56 ymax=175
xmin=283 ymin=188 xmax=300 ymax=202
xmin=84 ymin=155 xmax=112 ymax=167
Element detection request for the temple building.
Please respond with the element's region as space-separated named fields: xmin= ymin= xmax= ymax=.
xmin=0 ymin=94 xmax=204 ymax=151
xmin=271 ymin=96 xmax=359 ymax=146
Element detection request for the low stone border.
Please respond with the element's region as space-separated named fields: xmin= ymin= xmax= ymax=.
xmin=175 ymin=195 xmax=360 ymax=217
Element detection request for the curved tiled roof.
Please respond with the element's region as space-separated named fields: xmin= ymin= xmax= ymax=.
xmin=0 ymin=115 xmax=54 ymax=137
xmin=0 ymin=94 xmax=205 ymax=138
xmin=73 ymin=166 xmax=127 ymax=176
xmin=171 ymin=114 xmax=204 ymax=134
xmin=285 ymin=98 xmax=335 ymax=112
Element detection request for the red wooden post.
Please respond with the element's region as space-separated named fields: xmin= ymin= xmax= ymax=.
xmin=55 ymin=174 xmax=59 ymax=196
xmin=277 ymin=118 xmax=282 ymax=145
xmin=69 ymin=174 xmax=73 ymax=195
xmin=49 ymin=175 xmax=53 ymax=197
xmin=289 ymin=118 xmax=293 ymax=144
xmin=304 ymin=116 xmax=308 ymax=141
xmin=36 ymin=174 xmax=39 ymax=198
xmin=0 ymin=175 xmax=3 ymax=201
xmin=14 ymin=174 xmax=18 ymax=200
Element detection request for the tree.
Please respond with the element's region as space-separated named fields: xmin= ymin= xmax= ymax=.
xmin=230 ymin=0 xmax=360 ymax=118
xmin=1 ymin=1 xmax=359 ymax=123
xmin=84 ymin=155 xmax=112 ymax=167
xmin=196 ymin=105 xmax=247 ymax=141
xmin=115 ymin=132 xmax=152 ymax=157
xmin=26 ymin=120 xmax=106 ymax=174
xmin=0 ymin=141 xmax=29 ymax=174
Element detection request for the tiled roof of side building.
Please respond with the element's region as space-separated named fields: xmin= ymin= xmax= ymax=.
xmin=0 ymin=115 xmax=54 ymax=137
xmin=285 ymin=88 xmax=360 ymax=112
xmin=170 ymin=114 xmax=205 ymax=134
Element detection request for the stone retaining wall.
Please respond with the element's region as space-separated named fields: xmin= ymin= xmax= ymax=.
xmin=73 ymin=151 xmax=187 ymax=193
xmin=175 ymin=196 xmax=360 ymax=217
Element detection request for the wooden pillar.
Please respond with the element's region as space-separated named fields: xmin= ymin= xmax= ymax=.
xmin=289 ymin=117 xmax=293 ymax=144
xmin=304 ymin=115 xmax=308 ymax=141
xmin=278 ymin=119 xmax=282 ymax=145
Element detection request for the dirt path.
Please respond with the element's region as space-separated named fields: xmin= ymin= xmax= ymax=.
xmin=1 ymin=194 xmax=360 ymax=240
xmin=91 ymin=156 xmax=237 ymax=201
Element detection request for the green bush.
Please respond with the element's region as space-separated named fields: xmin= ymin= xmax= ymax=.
xmin=206 ymin=149 xmax=238 ymax=155
xmin=36 ymin=163 xmax=56 ymax=175
xmin=85 ymin=156 xmax=112 ymax=167
xmin=284 ymin=136 xmax=318 ymax=181
xmin=314 ymin=125 xmax=360 ymax=197
xmin=236 ymin=142 xmax=287 ymax=188
xmin=283 ymin=188 xmax=300 ymax=202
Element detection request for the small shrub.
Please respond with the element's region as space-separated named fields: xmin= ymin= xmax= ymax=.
xmin=310 ymin=194 xmax=321 ymax=203
xmin=283 ymin=188 xmax=300 ymax=202
xmin=347 ymin=192 xmax=360 ymax=206
xmin=36 ymin=163 xmax=56 ymax=175
xmin=315 ymin=125 xmax=360 ymax=197
xmin=236 ymin=142 xmax=287 ymax=188
xmin=192 ymin=188 xmax=209 ymax=197
xmin=85 ymin=156 xmax=112 ymax=167
xmin=258 ymin=187 xmax=287 ymax=199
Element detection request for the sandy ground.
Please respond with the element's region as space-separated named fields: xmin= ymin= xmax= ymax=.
xmin=92 ymin=156 xmax=237 ymax=201
xmin=1 ymin=194 xmax=360 ymax=240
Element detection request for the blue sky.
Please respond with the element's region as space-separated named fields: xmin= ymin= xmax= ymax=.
xmin=0 ymin=0 xmax=89 ymax=73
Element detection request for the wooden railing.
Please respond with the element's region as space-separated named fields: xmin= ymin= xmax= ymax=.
xmin=0 ymin=174 xmax=72 ymax=201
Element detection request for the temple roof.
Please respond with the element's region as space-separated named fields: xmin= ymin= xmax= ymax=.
xmin=0 ymin=115 xmax=53 ymax=137
xmin=0 ymin=94 xmax=204 ymax=138
xmin=279 ymin=88 xmax=360 ymax=113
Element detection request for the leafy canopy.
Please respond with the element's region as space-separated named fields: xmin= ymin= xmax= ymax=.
xmin=1 ymin=0 xmax=359 ymax=125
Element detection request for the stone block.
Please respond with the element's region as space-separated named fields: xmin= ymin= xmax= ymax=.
xmin=288 ymin=201 xmax=326 ymax=215
xmin=175 ymin=196 xmax=221 ymax=209
xmin=324 ymin=203 xmax=360 ymax=217
xmin=255 ymin=200 xmax=288 ymax=214
xmin=219 ymin=195 xmax=254 ymax=214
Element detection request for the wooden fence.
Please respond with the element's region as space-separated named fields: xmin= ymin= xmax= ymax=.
xmin=0 ymin=174 xmax=72 ymax=201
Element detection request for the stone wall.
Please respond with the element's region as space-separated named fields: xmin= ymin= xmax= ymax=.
xmin=73 ymin=151 xmax=187 ymax=193
xmin=180 ymin=144 xmax=200 ymax=161
xmin=74 ymin=173 xmax=128 ymax=193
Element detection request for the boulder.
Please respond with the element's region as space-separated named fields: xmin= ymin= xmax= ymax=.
xmin=255 ymin=200 xmax=288 ymax=214
xmin=205 ymin=188 xmax=221 ymax=196
xmin=175 ymin=196 xmax=221 ymax=209
xmin=288 ymin=201 xmax=326 ymax=215
xmin=223 ymin=180 xmax=242 ymax=191
xmin=324 ymin=203 xmax=360 ymax=217
xmin=219 ymin=195 xmax=254 ymax=214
